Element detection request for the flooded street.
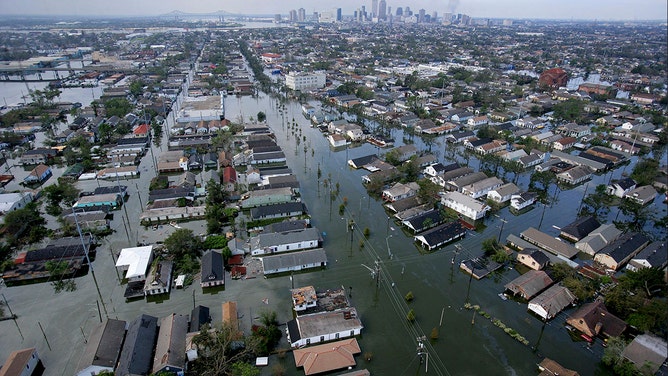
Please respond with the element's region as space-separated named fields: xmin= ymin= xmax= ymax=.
xmin=0 ymin=84 xmax=664 ymax=375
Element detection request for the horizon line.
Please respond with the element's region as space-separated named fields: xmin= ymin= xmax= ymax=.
xmin=0 ymin=12 xmax=666 ymax=23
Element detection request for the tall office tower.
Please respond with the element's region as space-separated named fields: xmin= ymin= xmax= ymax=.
xmin=405 ymin=6 xmax=412 ymax=16
xmin=444 ymin=12 xmax=453 ymax=23
xmin=432 ymin=11 xmax=438 ymax=22
xmin=289 ymin=9 xmax=297 ymax=22
xmin=418 ymin=9 xmax=425 ymax=23
xmin=372 ymin=0 xmax=378 ymax=17
xmin=336 ymin=8 xmax=342 ymax=21
xmin=378 ymin=0 xmax=387 ymax=20
xmin=298 ymin=8 xmax=306 ymax=22
xmin=387 ymin=6 xmax=392 ymax=18
xmin=396 ymin=7 xmax=403 ymax=16
xmin=361 ymin=6 xmax=367 ymax=20
xmin=274 ymin=14 xmax=282 ymax=23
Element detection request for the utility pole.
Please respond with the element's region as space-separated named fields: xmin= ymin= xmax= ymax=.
xmin=386 ymin=234 xmax=393 ymax=259
xmin=73 ymin=210 xmax=108 ymax=320
xmin=416 ymin=336 xmax=428 ymax=373
xmin=497 ymin=217 xmax=508 ymax=243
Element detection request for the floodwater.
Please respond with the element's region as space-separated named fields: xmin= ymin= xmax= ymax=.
xmin=1 ymin=84 xmax=664 ymax=376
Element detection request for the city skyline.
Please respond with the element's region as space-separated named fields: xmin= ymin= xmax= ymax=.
xmin=0 ymin=0 xmax=666 ymax=21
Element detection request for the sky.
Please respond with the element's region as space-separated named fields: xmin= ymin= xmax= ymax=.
xmin=0 ymin=0 xmax=666 ymax=21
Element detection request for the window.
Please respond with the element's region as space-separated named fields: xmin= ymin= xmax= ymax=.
xmin=335 ymin=333 xmax=339 ymax=339
xmin=320 ymin=336 xmax=325 ymax=342
xmin=306 ymin=339 xmax=310 ymax=345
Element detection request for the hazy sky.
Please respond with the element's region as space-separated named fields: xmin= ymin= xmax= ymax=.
xmin=0 ymin=0 xmax=666 ymax=21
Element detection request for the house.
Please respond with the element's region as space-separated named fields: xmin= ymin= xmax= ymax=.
xmin=559 ymin=216 xmax=601 ymax=243
xmin=575 ymin=224 xmax=622 ymax=256
xmin=499 ymin=149 xmax=528 ymax=162
xmin=286 ymin=307 xmax=363 ymax=348
xmin=23 ymin=164 xmax=51 ymax=184
xmin=261 ymin=248 xmax=327 ymax=275
xmin=487 ymin=183 xmax=520 ymax=204
xmin=0 ymin=192 xmax=33 ymax=214
xmin=389 ymin=145 xmax=418 ymax=162
xmin=504 ymin=270 xmax=554 ymax=299
xmin=594 ymin=232 xmax=650 ymax=271
xmin=75 ymin=319 xmax=126 ymax=376
xmin=240 ymin=187 xmax=293 ymax=209
xmin=606 ymin=178 xmax=636 ymax=198
xmin=626 ymin=241 xmax=668 ymax=271
xmin=556 ymin=165 xmax=593 ymax=185
xmin=610 ymin=140 xmax=641 ymax=155
xmin=448 ymin=171 xmax=488 ymax=192
xmin=200 ymin=250 xmax=225 ymax=288
xmin=328 ymin=133 xmax=349 ymax=148
xmin=527 ymin=284 xmax=576 ymax=320
xmin=622 ymin=334 xmax=667 ymax=375
xmin=518 ymin=153 xmax=545 ymax=169
xmin=403 ymin=209 xmax=444 ymax=233
xmin=382 ymin=182 xmax=420 ymax=202
xmin=414 ymin=222 xmax=467 ymax=251
xmin=250 ymin=227 xmax=321 ymax=256
xmin=446 ymin=131 xmax=475 ymax=143
xmin=116 ymin=314 xmax=159 ymax=376
xmin=565 ymin=301 xmax=626 ymax=339
xmin=423 ymin=162 xmax=459 ymax=178
xmin=250 ymin=202 xmax=307 ymax=221
xmin=222 ymin=301 xmax=240 ymax=335
xmin=510 ymin=192 xmax=537 ymax=211
xmin=0 ymin=348 xmax=42 ymax=376
xmin=189 ymin=305 xmax=211 ymax=333
xmin=520 ymin=227 xmax=579 ymax=259
xmin=553 ymin=136 xmax=577 ymax=151
xmin=152 ymin=313 xmax=188 ymax=375
xmin=461 ymin=177 xmax=504 ymax=199
xmin=19 ymin=148 xmax=57 ymax=165
xmin=441 ymin=191 xmax=489 ymax=220
xmin=143 ymin=260 xmax=173 ymax=296
xmin=474 ymin=140 xmax=507 ymax=155
xmin=538 ymin=358 xmax=580 ymax=376
xmin=291 ymin=285 xmax=318 ymax=312
xmin=132 ymin=123 xmax=150 ymax=137
xmin=624 ymin=185 xmax=657 ymax=206
xmin=517 ymin=248 xmax=550 ymax=270
xmin=115 ymin=245 xmax=153 ymax=282
xmin=293 ymin=338 xmax=361 ymax=376
xmin=73 ymin=193 xmax=122 ymax=210
xmin=466 ymin=115 xmax=488 ymax=128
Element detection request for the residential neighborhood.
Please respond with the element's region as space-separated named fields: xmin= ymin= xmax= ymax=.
xmin=0 ymin=4 xmax=666 ymax=376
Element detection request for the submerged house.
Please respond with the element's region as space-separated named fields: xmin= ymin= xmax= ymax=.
xmin=528 ymin=284 xmax=576 ymax=320
xmin=565 ymin=301 xmax=626 ymax=339
xmin=504 ymin=270 xmax=554 ymax=300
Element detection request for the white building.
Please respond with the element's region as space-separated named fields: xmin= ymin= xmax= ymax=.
xmin=286 ymin=307 xmax=363 ymax=348
xmin=0 ymin=192 xmax=33 ymax=214
xmin=115 ymin=245 xmax=154 ymax=282
xmin=441 ymin=191 xmax=489 ymax=220
xmin=250 ymin=227 xmax=321 ymax=256
xmin=285 ymin=71 xmax=326 ymax=91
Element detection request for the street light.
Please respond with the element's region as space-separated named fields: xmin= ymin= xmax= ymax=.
xmin=386 ymin=235 xmax=393 ymax=259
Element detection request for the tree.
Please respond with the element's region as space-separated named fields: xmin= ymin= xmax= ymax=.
xmin=2 ymin=202 xmax=47 ymax=245
xmin=553 ymin=99 xmax=585 ymax=122
xmin=97 ymin=122 xmax=114 ymax=144
xmin=256 ymin=111 xmax=266 ymax=123
xmin=190 ymin=323 xmax=257 ymax=376
xmin=417 ymin=178 xmax=441 ymax=207
xmin=104 ymin=98 xmax=133 ymax=118
xmin=580 ymin=184 xmax=613 ymax=220
xmin=251 ymin=310 xmax=282 ymax=356
xmin=630 ymin=158 xmax=660 ymax=187
xmin=164 ymin=229 xmax=203 ymax=273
